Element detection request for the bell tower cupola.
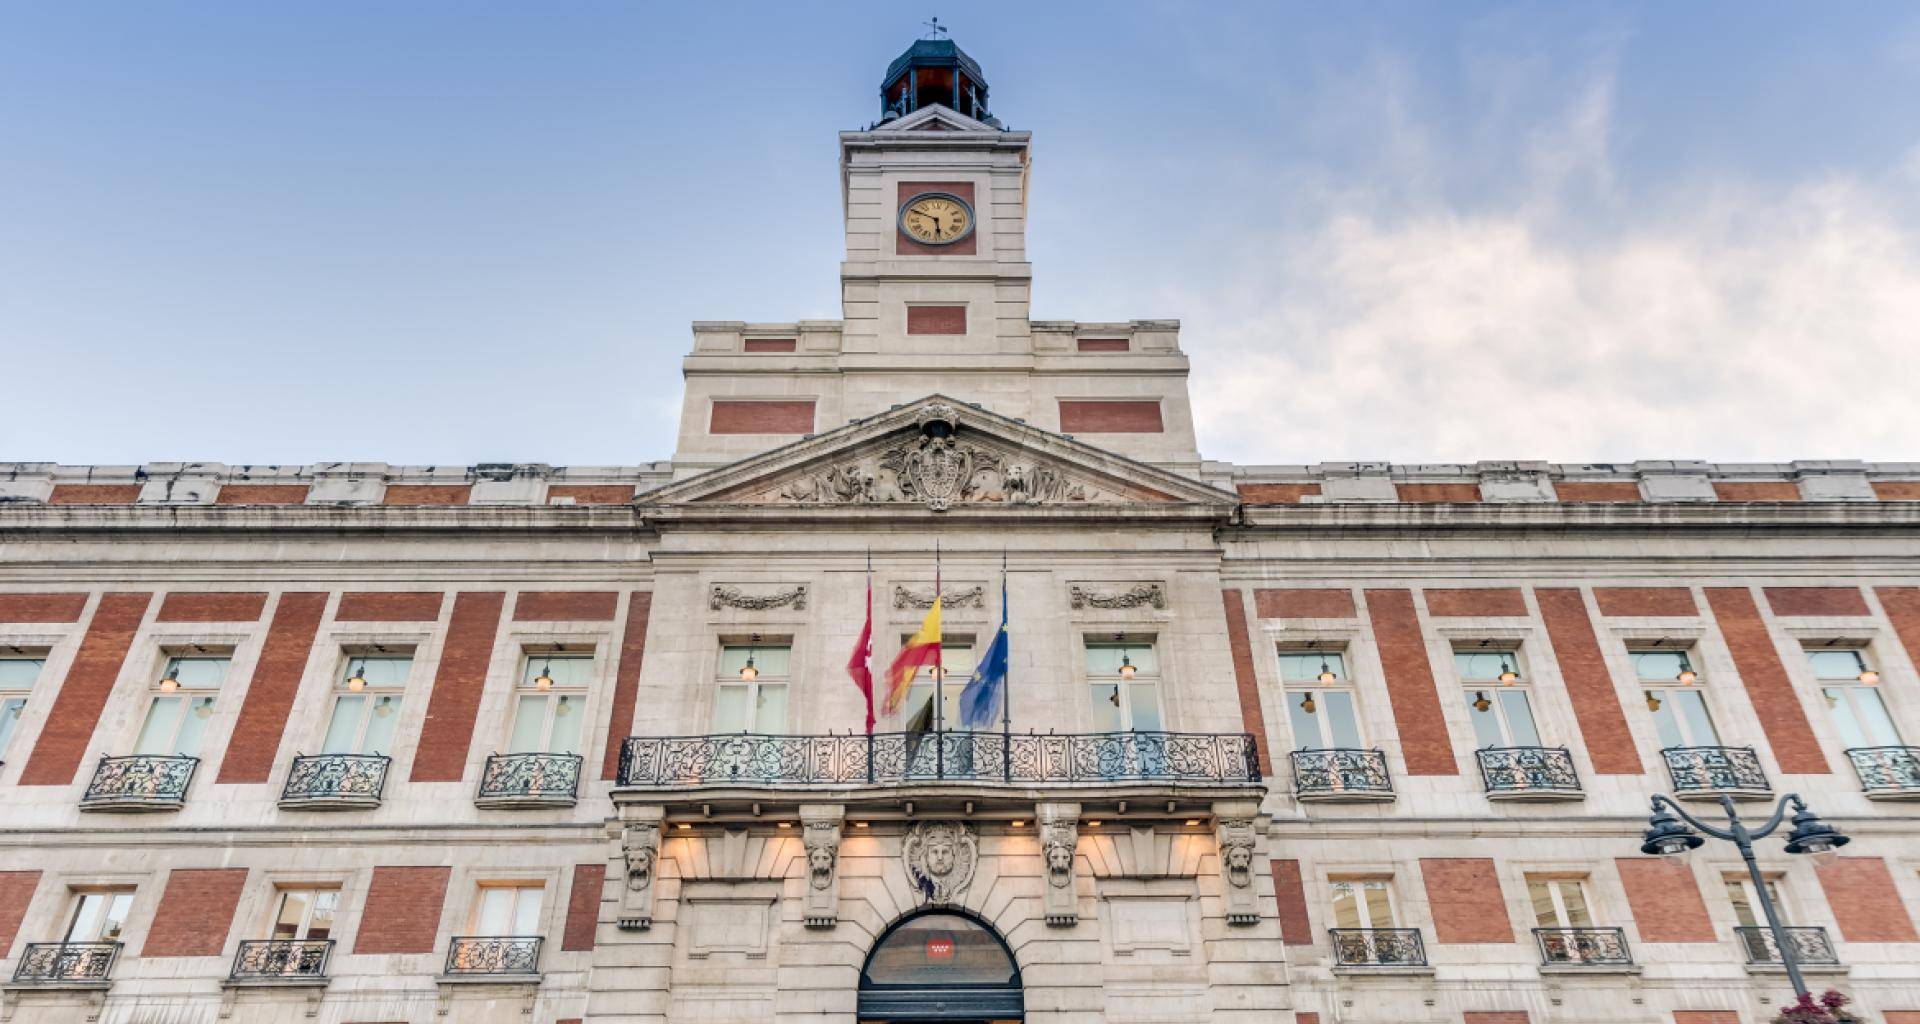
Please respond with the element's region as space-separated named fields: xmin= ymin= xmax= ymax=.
xmin=879 ymin=29 xmax=999 ymax=126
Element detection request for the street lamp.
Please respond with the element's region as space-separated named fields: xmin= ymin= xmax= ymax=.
xmin=1638 ymin=792 xmax=1850 ymax=1000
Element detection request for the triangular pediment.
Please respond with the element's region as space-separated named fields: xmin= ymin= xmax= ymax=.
xmin=642 ymin=396 xmax=1237 ymax=513
xmin=882 ymin=103 xmax=998 ymax=134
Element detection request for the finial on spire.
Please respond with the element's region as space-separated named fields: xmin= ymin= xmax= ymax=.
xmin=922 ymin=16 xmax=949 ymax=41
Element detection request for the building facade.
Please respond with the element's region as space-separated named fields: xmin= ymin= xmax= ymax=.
xmin=4 ymin=37 xmax=1920 ymax=1024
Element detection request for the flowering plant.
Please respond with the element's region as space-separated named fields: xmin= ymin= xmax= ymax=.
xmin=1770 ymin=990 xmax=1860 ymax=1024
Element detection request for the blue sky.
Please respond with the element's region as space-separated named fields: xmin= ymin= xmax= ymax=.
xmin=4 ymin=3 xmax=1919 ymax=466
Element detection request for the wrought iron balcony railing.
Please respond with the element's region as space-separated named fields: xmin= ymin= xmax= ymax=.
xmin=11 ymin=942 xmax=121 ymax=984
xmin=229 ymin=938 xmax=333 ymax=981
xmin=1735 ymin=926 xmax=1839 ymax=967
xmin=279 ymin=753 xmax=389 ymax=809
xmin=1846 ymin=746 xmax=1920 ymax=798
xmin=1290 ymin=748 xmax=1393 ymax=801
xmin=1478 ymin=746 xmax=1582 ymax=799
xmin=1662 ymin=745 xmax=1770 ymax=795
xmin=1329 ymin=928 xmax=1427 ymax=968
xmin=80 ymin=754 xmax=198 ymax=811
xmin=444 ymin=936 xmax=543 ymax=977
xmin=1534 ymin=926 xmax=1632 ymax=967
xmin=617 ymin=730 xmax=1261 ymax=788
xmin=477 ymin=752 xmax=583 ymax=807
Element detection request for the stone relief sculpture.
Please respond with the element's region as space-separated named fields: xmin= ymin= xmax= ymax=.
xmin=892 ymin=584 xmax=986 ymax=610
xmin=771 ymin=439 xmax=1100 ymax=510
xmin=1036 ymin=802 xmax=1081 ymax=925
xmin=903 ymin=820 xmax=978 ymax=904
xmin=1068 ymin=583 xmax=1167 ymax=610
xmin=1215 ymin=816 xmax=1260 ymax=925
xmin=709 ymin=583 xmax=808 ymax=611
xmin=800 ymin=811 xmax=843 ymax=928
xmin=619 ymin=821 xmax=662 ymax=930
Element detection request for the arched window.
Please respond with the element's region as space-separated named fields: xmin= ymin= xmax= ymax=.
xmin=858 ymin=910 xmax=1023 ymax=1021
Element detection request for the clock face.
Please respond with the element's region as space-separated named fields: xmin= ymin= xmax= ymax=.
xmin=900 ymin=193 xmax=974 ymax=245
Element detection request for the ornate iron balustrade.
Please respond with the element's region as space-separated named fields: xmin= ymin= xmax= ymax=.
xmin=617 ymin=730 xmax=1261 ymax=788
xmin=1329 ymin=928 xmax=1427 ymax=967
xmin=230 ymin=938 xmax=333 ymax=980
xmin=1534 ymin=926 xmax=1632 ymax=966
xmin=1847 ymin=746 xmax=1920 ymax=796
xmin=1290 ymin=748 xmax=1393 ymax=800
xmin=280 ymin=753 xmax=389 ymax=808
xmin=1662 ymin=746 xmax=1769 ymax=795
xmin=1735 ymin=926 xmax=1839 ymax=966
xmin=444 ymin=936 xmax=542 ymax=976
xmin=1478 ymin=746 xmax=1582 ymax=798
xmin=477 ymin=752 xmax=584 ymax=807
xmin=80 ymin=754 xmax=198 ymax=810
xmin=11 ymin=942 xmax=120 ymax=983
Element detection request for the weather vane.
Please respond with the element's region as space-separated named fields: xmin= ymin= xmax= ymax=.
xmin=923 ymin=16 xmax=949 ymax=40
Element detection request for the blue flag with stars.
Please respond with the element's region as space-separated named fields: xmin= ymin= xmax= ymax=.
xmin=958 ymin=573 xmax=1009 ymax=729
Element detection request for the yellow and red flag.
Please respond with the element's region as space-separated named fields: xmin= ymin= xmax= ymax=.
xmin=882 ymin=597 xmax=941 ymax=715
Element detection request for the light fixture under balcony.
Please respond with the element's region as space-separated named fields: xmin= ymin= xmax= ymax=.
xmin=1497 ymin=656 xmax=1519 ymax=685
xmin=1473 ymin=691 xmax=1492 ymax=713
xmin=158 ymin=663 xmax=181 ymax=693
xmin=740 ymin=634 xmax=760 ymax=682
xmin=1859 ymin=667 xmax=1881 ymax=685
xmin=1676 ymin=654 xmax=1698 ymax=685
xmin=1317 ymin=655 xmax=1337 ymax=685
xmin=346 ymin=659 xmax=368 ymax=692
xmin=1115 ymin=634 xmax=1136 ymax=681
xmin=534 ymin=657 xmax=555 ymax=691
xmin=1646 ymin=692 xmax=1663 ymax=712
xmin=1299 ymin=691 xmax=1316 ymax=714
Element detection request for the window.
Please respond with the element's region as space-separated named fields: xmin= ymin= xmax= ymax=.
xmin=65 ymin=890 xmax=134 ymax=943
xmin=0 ymin=654 xmax=44 ymax=758
xmin=471 ymin=883 xmax=543 ymax=937
xmin=1725 ymin=875 xmax=1789 ymax=927
xmin=1280 ymin=649 xmax=1363 ymax=750
xmin=134 ymin=655 xmax=228 ymax=756
xmin=715 ymin=642 xmax=789 ymax=733
xmin=270 ymin=887 xmax=339 ymax=940
xmin=1527 ymin=876 xmax=1594 ymax=928
xmin=507 ymin=653 xmax=592 ymax=754
xmin=320 ymin=653 xmax=411 ymax=755
xmin=1806 ymin=648 xmax=1901 ymax=749
xmin=1634 ymin=648 xmax=1720 ymax=748
xmin=900 ymin=641 xmax=975 ymax=730
xmin=1454 ymin=648 xmax=1541 ymax=748
xmin=1088 ymin=640 xmax=1161 ymax=732
xmin=1328 ymin=878 xmax=1395 ymax=928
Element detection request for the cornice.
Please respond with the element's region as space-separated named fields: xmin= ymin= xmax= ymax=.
xmin=1233 ymin=500 xmax=1920 ymax=535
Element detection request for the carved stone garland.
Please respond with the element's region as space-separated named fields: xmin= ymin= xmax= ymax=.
xmin=1036 ymin=802 xmax=1081 ymax=926
xmin=893 ymin=584 xmax=985 ymax=610
xmin=1069 ymin=583 xmax=1167 ymax=610
xmin=903 ymin=820 xmax=978 ymax=905
xmin=709 ymin=584 xmax=808 ymax=612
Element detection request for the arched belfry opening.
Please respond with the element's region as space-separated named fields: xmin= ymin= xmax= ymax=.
xmin=857 ymin=909 xmax=1024 ymax=1023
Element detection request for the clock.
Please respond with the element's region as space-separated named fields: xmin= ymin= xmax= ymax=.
xmin=899 ymin=192 xmax=975 ymax=245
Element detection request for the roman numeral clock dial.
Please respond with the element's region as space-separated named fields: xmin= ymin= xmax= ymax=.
xmin=900 ymin=193 xmax=974 ymax=245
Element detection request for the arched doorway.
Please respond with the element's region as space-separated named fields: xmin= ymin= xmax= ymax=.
xmin=858 ymin=909 xmax=1024 ymax=1023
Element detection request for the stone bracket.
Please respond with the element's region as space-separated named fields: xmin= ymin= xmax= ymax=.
xmin=1036 ymin=801 xmax=1081 ymax=926
xmin=800 ymin=803 xmax=845 ymax=928
xmin=1213 ymin=799 xmax=1262 ymax=925
xmin=617 ymin=805 xmax=665 ymax=930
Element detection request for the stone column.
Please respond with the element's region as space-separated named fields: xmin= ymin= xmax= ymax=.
xmin=1036 ymin=801 xmax=1081 ymax=926
xmin=798 ymin=803 xmax=845 ymax=928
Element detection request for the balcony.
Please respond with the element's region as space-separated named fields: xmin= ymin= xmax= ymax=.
xmin=1534 ymin=926 xmax=1634 ymax=970
xmin=476 ymin=752 xmax=583 ymax=808
xmin=228 ymin=939 xmax=333 ymax=984
xmin=1290 ymin=748 xmax=1393 ymax=802
xmin=1735 ymin=926 xmax=1841 ymax=970
xmin=1661 ymin=745 xmax=1770 ymax=798
xmin=79 ymin=754 xmax=198 ymax=811
xmin=1478 ymin=746 xmax=1582 ymax=800
xmin=1328 ymin=928 xmax=1429 ymax=972
xmin=1846 ymin=746 xmax=1920 ymax=800
xmin=9 ymin=942 xmax=120 ymax=987
xmin=443 ymin=936 xmax=542 ymax=980
xmin=279 ymin=753 xmax=390 ymax=810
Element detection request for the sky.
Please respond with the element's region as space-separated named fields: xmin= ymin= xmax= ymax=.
xmin=4 ymin=2 xmax=1919 ymax=468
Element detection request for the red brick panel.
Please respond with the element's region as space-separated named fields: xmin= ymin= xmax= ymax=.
xmin=742 ymin=338 xmax=796 ymax=352
xmin=1880 ymin=588 xmax=1920 ymax=681
xmin=1762 ymin=586 xmax=1869 ymax=617
xmin=1555 ymin=481 xmax=1643 ymax=502
xmin=1882 ymin=1014 xmax=1920 ymax=1024
xmin=216 ymin=593 xmax=328 ymax=784
xmin=1395 ymin=482 xmax=1481 ymax=503
xmin=1296 ymin=1015 xmax=1320 ymax=1024
xmin=906 ymin=305 xmax=968 ymax=335
xmin=382 ymin=484 xmax=470 ymax=506
xmin=155 ymin=591 xmax=268 ymax=622
xmin=1594 ymin=587 xmax=1699 ymax=617
xmin=1221 ymin=590 xmax=1273 ymax=777
xmin=409 ymin=592 xmax=506 ymax=782
xmin=548 ymin=484 xmax=636 ymax=505
xmin=1815 ymin=857 xmax=1919 ymax=941
xmin=709 ymin=400 xmax=815 ymax=435
xmin=1535 ymin=588 xmax=1643 ymax=774
xmin=0 ymin=871 xmax=41 ymax=958
xmin=18 ymin=592 xmax=152 ymax=786
xmin=1713 ymin=481 xmax=1800 ymax=502
xmin=1423 ymin=588 xmax=1527 ymax=617
xmin=1270 ymin=859 xmax=1312 ymax=945
xmin=1420 ymin=858 xmax=1512 ymax=943
xmin=1873 ymin=481 xmax=1920 ymax=500
xmin=142 ymin=868 xmax=247 ymax=956
xmin=1673 ymin=1014 xmax=1741 ymax=1024
xmin=48 ymin=484 xmax=141 ymax=504
xmin=335 ymin=591 xmax=444 ymax=622
xmin=896 ymin=181 xmax=977 ymax=256
xmin=1254 ymin=588 xmax=1356 ymax=619
xmin=214 ymin=484 xmax=310 ymax=504
xmin=352 ymin=866 xmax=451 ymax=954
xmin=1363 ymin=589 xmax=1459 ymax=775
xmin=602 ymin=593 xmax=652 ymax=780
xmin=1236 ymin=483 xmax=1321 ymax=504
xmin=1465 ymin=1015 xmax=1531 ymax=1024
xmin=562 ymin=863 xmax=605 ymax=951
xmin=1077 ymin=338 xmax=1130 ymax=352
xmin=0 ymin=593 xmax=88 ymax=622
xmin=1058 ymin=400 xmax=1164 ymax=434
xmin=1705 ymin=587 xmax=1830 ymax=774
xmin=512 ymin=591 xmax=619 ymax=622
xmin=1615 ymin=858 xmax=1716 ymax=942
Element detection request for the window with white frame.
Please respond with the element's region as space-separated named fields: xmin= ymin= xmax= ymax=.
xmin=714 ymin=641 xmax=789 ymax=733
xmin=134 ymin=654 xmax=229 ymax=757
xmin=1280 ymin=649 xmax=1363 ymax=751
xmin=1454 ymin=646 xmax=1542 ymax=748
xmin=506 ymin=652 xmax=592 ymax=754
xmin=900 ymin=639 xmax=975 ymax=730
xmin=470 ymin=882 xmax=543 ymax=937
xmin=64 ymin=889 xmax=134 ymax=943
xmin=1724 ymin=874 xmax=1790 ymax=927
xmin=1328 ymin=877 xmax=1396 ymax=929
xmin=1805 ymin=646 xmax=1902 ymax=750
xmin=1088 ymin=638 xmax=1161 ymax=733
xmin=1526 ymin=875 xmax=1595 ymax=929
xmin=0 ymin=653 xmax=45 ymax=759
xmin=320 ymin=653 xmax=411 ymax=756
xmin=1633 ymin=648 xmax=1721 ymax=748
xmin=269 ymin=886 xmax=340 ymax=940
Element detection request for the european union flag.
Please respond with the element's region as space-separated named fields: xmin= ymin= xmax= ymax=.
xmin=958 ymin=576 xmax=1009 ymax=729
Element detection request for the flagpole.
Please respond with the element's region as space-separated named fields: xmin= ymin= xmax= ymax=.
xmin=934 ymin=540 xmax=944 ymax=779
xmin=1001 ymin=548 xmax=1011 ymax=782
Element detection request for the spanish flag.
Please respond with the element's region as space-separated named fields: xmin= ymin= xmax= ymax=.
xmin=882 ymin=597 xmax=941 ymax=715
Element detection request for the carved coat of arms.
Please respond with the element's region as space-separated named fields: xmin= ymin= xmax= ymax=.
xmin=903 ymin=820 xmax=978 ymax=904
